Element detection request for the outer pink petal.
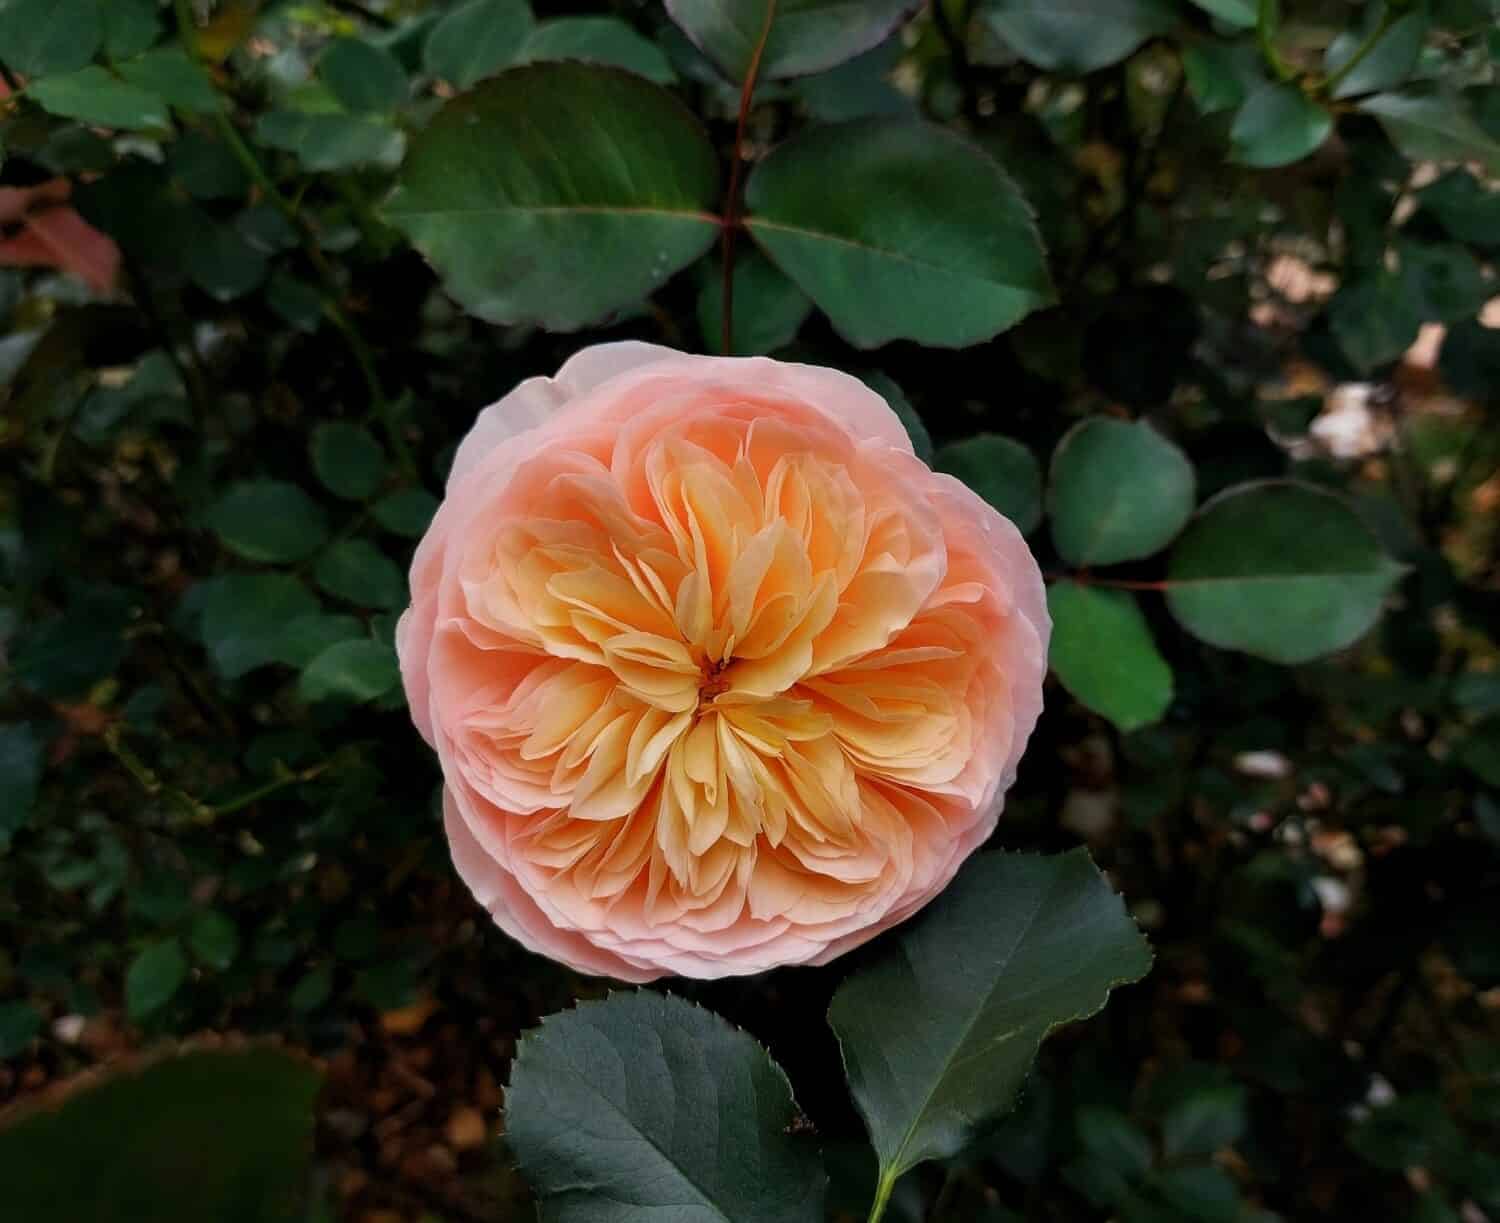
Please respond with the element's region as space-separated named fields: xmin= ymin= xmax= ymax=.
xmin=446 ymin=341 xmax=681 ymax=488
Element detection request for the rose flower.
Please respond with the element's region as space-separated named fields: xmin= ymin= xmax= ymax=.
xmin=398 ymin=344 xmax=1049 ymax=980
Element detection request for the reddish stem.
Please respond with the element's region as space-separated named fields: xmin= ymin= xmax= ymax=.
xmin=720 ymin=0 xmax=777 ymax=356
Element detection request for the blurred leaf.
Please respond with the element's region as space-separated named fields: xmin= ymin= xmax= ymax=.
xmin=422 ymin=0 xmax=535 ymax=89
xmin=300 ymin=638 xmax=400 ymax=703
xmin=168 ymin=133 xmax=251 ymax=200
xmin=697 ymin=249 xmax=812 ymax=355
xmin=102 ymin=0 xmax=160 ymax=61
xmin=183 ymin=218 xmax=267 ymax=301
xmin=1048 ymin=418 xmax=1195 ymax=565
xmin=0 ymin=723 xmax=43 ymax=848
xmin=372 ymin=488 xmax=439 ymax=538
xmin=745 ymin=119 xmax=1052 ymax=348
xmin=27 ymin=67 xmax=170 ymax=131
xmin=125 ymin=939 xmax=187 ymax=1021
xmin=1166 ymin=481 xmax=1406 ymax=663
xmin=664 ymin=0 xmax=919 ymax=82
xmin=795 ymin=38 xmax=911 ymax=121
xmin=1182 ymin=40 xmax=1263 ymax=115
xmin=1077 ymin=1108 xmax=1153 ymax=1181
xmin=188 ymin=911 xmax=240 ymax=971
xmin=1152 ymin=1165 xmax=1241 ymax=1222
xmin=1326 ymin=6 xmax=1428 ymax=100
xmin=1438 ymin=317 xmax=1500 ymax=400
xmin=387 ymin=64 xmax=719 ymax=330
xmin=0 ymin=1048 xmax=321 ymax=1221
xmin=1162 ymin=1083 xmax=1248 ymax=1158
xmin=290 ymin=964 xmax=333 ymax=1012
xmin=981 ymin=0 xmax=1178 ymax=73
xmin=314 ymin=540 xmax=406 ymax=611
xmin=1418 ymin=171 xmax=1500 ymax=249
xmin=114 ymin=47 xmax=218 ymax=114
xmin=1458 ymin=716 xmax=1500 ymax=787
xmin=0 ymin=1001 xmax=42 ymax=1060
xmin=828 ymin=850 xmax=1151 ymax=1184
xmin=1400 ymin=241 xmax=1488 ymax=325
xmin=1328 ymin=268 xmax=1423 ymax=372
xmin=1359 ymin=90 xmax=1500 ymax=172
xmin=1186 ymin=0 xmax=1255 ymax=27
xmin=207 ymin=481 xmax=329 ymax=564
xmin=0 ymin=0 xmax=101 ymax=78
xmin=935 ymin=434 xmax=1043 ymax=534
xmin=1047 ymin=582 xmax=1173 ymax=731
xmin=11 ymin=587 xmax=133 ymax=698
xmin=311 ymin=422 xmax=387 ymax=501
xmin=272 ymin=614 xmax=363 ymax=669
xmin=200 ymin=574 xmax=319 ymax=680
xmin=254 ymin=111 xmax=404 ymax=172
xmin=1230 ymin=83 xmax=1332 ymax=167
xmin=319 ymin=38 xmax=408 ymax=113
xmin=507 ymin=991 xmax=825 ymax=1222
xmin=519 ymin=17 xmax=676 ymax=84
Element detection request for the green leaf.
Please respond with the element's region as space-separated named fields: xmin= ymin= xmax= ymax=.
xmin=828 ymin=849 xmax=1152 ymax=1184
xmin=422 ymin=0 xmax=534 ymax=89
xmin=102 ymin=0 xmax=160 ymax=61
xmin=199 ymin=574 xmax=319 ymax=680
xmin=183 ymin=218 xmax=268 ymax=301
xmin=1230 ymin=82 xmax=1332 ymax=167
xmin=935 ymin=434 xmax=1043 ymax=534
xmin=1153 ymin=1166 xmax=1242 ymax=1223
xmin=0 ymin=723 xmax=43 ymax=848
xmin=1400 ymin=241 xmax=1488 ymax=325
xmin=266 ymin=271 xmax=324 ymax=332
xmin=1162 ymin=1083 xmax=1248 ymax=1158
xmin=372 ymin=487 xmax=439 ymax=538
xmin=27 ymin=67 xmax=170 ymax=131
xmin=1439 ymin=318 xmax=1500 ymax=401
xmin=300 ymin=638 xmax=400 ymax=703
xmin=272 ymin=613 xmax=364 ymax=668
xmin=290 ymin=964 xmax=334 ymax=1012
xmin=1359 ymin=90 xmax=1500 ymax=173
xmin=1325 ymin=8 xmax=1428 ymax=100
xmin=314 ymin=539 xmax=406 ymax=610
xmin=745 ymin=119 xmax=1052 ymax=348
xmin=1077 ymin=1108 xmax=1153 ymax=1181
xmin=1048 ymin=418 xmax=1195 ymax=566
xmin=981 ymin=0 xmax=1179 ymax=74
xmin=207 ymin=481 xmax=329 ymax=564
xmin=168 ymin=133 xmax=251 ymax=200
xmin=1328 ymin=268 xmax=1423 ymax=372
xmin=1047 ymin=582 xmax=1173 ymax=732
xmin=697 ymin=249 xmax=812 ymax=355
xmin=0 ymin=1048 xmax=322 ymax=1222
xmin=11 ymin=588 xmax=134 ymax=699
xmin=0 ymin=1000 xmax=42 ymax=1060
xmin=125 ymin=938 xmax=188 ymax=1021
xmin=1457 ymin=716 xmax=1500 ymax=787
xmin=507 ymin=991 xmax=825 ymax=1222
xmin=0 ymin=0 xmax=101 ymax=78
xmin=1186 ymin=0 xmax=1256 ymax=27
xmin=386 ymin=63 xmax=720 ymax=331
xmin=663 ymin=0 xmax=920 ymax=82
xmin=1181 ymin=41 xmax=1263 ymax=116
xmin=254 ymin=111 xmax=404 ymax=172
xmin=114 ymin=47 xmax=218 ymax=113
xmin=519 ymin=17 xmax=676 ymax=85
xmin=1418 ymin=171 xmax=1500 ymax=249
xmin=311 ymin=422 xmax=387 ymax=501
xmin=319 ymin=38 xmax=408 ymax=112
xmin=1165 ymin=481 xmax=1406 ymax=663
xmin=189 ymin=910 xmax=240 ymax=971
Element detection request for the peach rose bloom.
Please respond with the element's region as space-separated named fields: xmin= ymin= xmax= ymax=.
xmin=398 ymin=343 xmax=1048 ymax=981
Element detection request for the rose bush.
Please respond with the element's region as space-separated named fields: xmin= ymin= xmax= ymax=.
xmin=398 ymin=343 xmax=1049 ymax=979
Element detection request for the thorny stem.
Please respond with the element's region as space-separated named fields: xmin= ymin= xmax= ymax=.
xmin=720 ymin=0 xmax=778 ymax=356
xmin=172 ymin=0 xmax=417 ymax=479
